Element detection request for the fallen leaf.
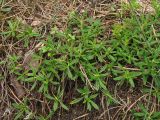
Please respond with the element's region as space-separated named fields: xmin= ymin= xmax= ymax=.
xmin=22 ymin=43 xmax=43 ymax=70
xmin=31 ymin=20 xmax=41 ymax=26
xmin=23 ymin=50 xmax=34 ymax=67
xmin=28 ymin=57 xmax=41 ymax=70
xmin=34 ymin=42 xmax=44 ymax=51
xmin=10 ymin=76 xmax=25 ymax=99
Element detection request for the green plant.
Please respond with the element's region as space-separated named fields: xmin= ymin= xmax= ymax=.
xmin=12 ymin=100 xmax=34 ymax=120
xmin=7 ymin=54 xmax=21 ymax=74
xmin=3 ymin=1 xmax=160 ymax=118
xmin=45 ymin=87 xmax=68 ymax=114
xmin=13 ymin=12 xmax=116 ymax=114
xmin=114 ymin=70 xmax=141 ymax=87
xmin=71 ymin=87 xmax=99 ymax=111
xmin=17 ymin=26 xmax=40 ymax=47
xmin=1 ymin=20 xmax=40 ymax=47
xmin=132 ymin=103 xmax=160 ymax=120
xmin=109 ymin=1 xmax=160 ymax=87
xmin=1 ymin=20 xmax=20 ymax=37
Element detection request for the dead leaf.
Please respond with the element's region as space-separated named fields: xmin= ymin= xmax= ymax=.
xmin=23 ymin=50 xmax=34 ymax=67
xmin=34 ymin=42 xmax=44 ymax=51
xmin=10 ymin=76 xmax=25 ymax=99
xmin=22 ymin=42 xmax=43 ymax=70
xmin=28 ymin=57 xmax=41 ymax=70
xmin=31 ymin=20 xmax=41 ymax=26
xmin=22 ymin=45 xmax=42 ymax=70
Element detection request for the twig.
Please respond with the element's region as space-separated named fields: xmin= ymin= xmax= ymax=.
xmin=73 ymin=113 xmax=89 ymax=120
xmin=152 ymin=24 xmax=158 ymax=42
xmin=122 ymin=94 xmax=148 ymax=120
xmin=98 ymin=106 xmax=121 ymax=119
xmin=8 ymin=86 xmax=22 ymax=103
xmin=113 ymin=66 xmax=140 ymax=71
xmin=126 ymin=94 xmax=148 ymax=113
xmin=79 ymin=64 xmax=96 ymax=90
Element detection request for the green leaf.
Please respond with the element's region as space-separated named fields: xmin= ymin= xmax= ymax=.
xmin=87 ymin=102 xmax=92 ymax=111
xmin=102 ymin=89 xmax=118 ymax=103
xmin=108 ymin=55 xmax=116 ymax=62
xmin=45 ymin=94 xmax=54 ymax=100
xmin=53 ymin=101 xmax=59 ymax=112
xmin=0 ymin=60 xmax=5 ymax=65
xmin=70 ymin=97 xmax=83 ymax=104
xmin=0 ymin=0 xmax=3 ymax=4
xmin=30 ymin=81 xmax=37 ymax=91
xmin=130 ymin=72 xmax=142 ymax=78
xmin=100 ymin=65 xmax=107 ymax=73
xmin=129 ymin=78 xmax=135 ymax=87
xmin=24 ymin=77 xmax=34 ymax=82
xmin=14 ymin=111 xmax=24 ymax=120
xmin=98 ymin=55 xmax=104 ymax=62
xmin=60 ymin=102 xmax=69 ymax=110
xmin=90 ymin=94 xmax=98 ymax=99
xmin=38 ymin=84 xmax=44 ymax=93
xmin=67 ymin=68 xmax=73 ymax=80
xmin=99 ymin=80 xmax=107 ymax=90
xmin=114 ymin=76 xmax=123 ymax=81
xmin=90 ymin=101 xmax=99 ymax=110
xmin=152 ymin=112 xmax=160 ymax=118
xmin=1 ymin=7 xmax=11 ymax=12
xmin=134 ymin=112 xmax=144 ymax=117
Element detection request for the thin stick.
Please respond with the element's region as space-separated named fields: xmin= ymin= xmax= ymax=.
xmin=73 ymin=113 xmax=89 ymax=120
xmin=98 ymin=106 xmax=121 ymax=119
xmin=79 ymin=64 xmax=96 ymax=90
xmin=113 ymin=66 xmax=140 ymax=71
